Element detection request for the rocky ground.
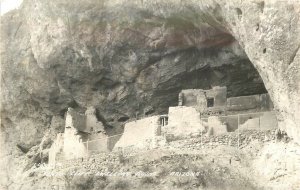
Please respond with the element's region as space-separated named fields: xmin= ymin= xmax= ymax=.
xmin=10 ymin=130 xmax=300 ymax=190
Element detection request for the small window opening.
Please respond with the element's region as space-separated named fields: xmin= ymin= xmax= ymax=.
xmin=207 ymin=98 xmax=214 ymax=107
xmin=263 ymin=48 xmax=267 ymax=53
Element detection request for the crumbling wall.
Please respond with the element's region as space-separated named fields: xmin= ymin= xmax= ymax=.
xmin=196 ymin=92 xmax=207 ymax=112
xmin=207 ymin=116 xmax=228 ymax=136
xmin=85 ymin=107 xmax=105 ymax=135
xmin=63 ymin=109 xmax=87 ymax=159
xmin=217 ymin=116 xmax=238 ymax=132
xmin=205 ymin=86 xmax=227 ymax=107
xmin=50 ymin=107 xmax=109 ymax=161
xmin=63 ymin=126 xmax=87 ymax=160
xmin=48 ymin=133 xmax=64 ymax=165
xmin=85 ymin=137 xmax=109 ymax=154
xmin=180 ymin=86 xmax=227 ymax=109
xmin=239 ymin=112 xmax=278 ymax=131
xmin=114 ymin=116 xmax=160 ymax=149
xmin=227 ymin=94 xmax=273 ymax=114
xmin=204 ymin=111 xmax=277 ymax=135
xmin=163 ymin=106 xmax=204 ymax=138
xmin=107 ymin=134 xmax=123 ymax=151
xmin=181 ymin=89 xmax=203 ymax=107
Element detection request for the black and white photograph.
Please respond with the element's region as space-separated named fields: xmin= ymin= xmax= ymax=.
xmin=0 ymin=0 xmax=300 ymax=189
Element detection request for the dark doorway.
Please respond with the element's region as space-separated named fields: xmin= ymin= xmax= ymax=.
xmin=207 ymin=98 xmax=214 ymax=107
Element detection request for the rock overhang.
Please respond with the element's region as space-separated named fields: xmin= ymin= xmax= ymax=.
xmin=1 ymin=0 xmax=300 ymax=146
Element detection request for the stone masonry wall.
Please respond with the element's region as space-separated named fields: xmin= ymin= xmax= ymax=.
xmin=114 ymin=116 xmax=160 ymax=149
xmin=227 ymin=94 xmax=273 ymax=114
xmin=180 ymin=86 xmax=227 ymax=109
xmin=163 ymin=106 xmax=205 ymax=138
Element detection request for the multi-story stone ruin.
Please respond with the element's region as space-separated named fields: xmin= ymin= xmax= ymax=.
xmin=179 ymin=86 xmax=273 ymax=116
xmin=166 ymin=86 xmax=276 ymax=136
xmin=49 ymin=86 xmax=277 ymax=165
xmin=49 ymin=107 xmax=107 ymax=164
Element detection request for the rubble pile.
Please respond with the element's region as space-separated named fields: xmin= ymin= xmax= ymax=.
xmin=54 ymin=129 xmax=277 ymax=171
xmin=168 ymin=129 xmax=277 ymax=150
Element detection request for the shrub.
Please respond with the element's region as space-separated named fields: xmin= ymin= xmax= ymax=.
xmin=93 ymin=176 xmax=108 ymax=190
xmin=71 ymin=175 xmax=94 ymax=190
xmin=140 ymin=176 xmax=155 ymax=185
xmin=106 ymin=179 xmax=130 ymax=190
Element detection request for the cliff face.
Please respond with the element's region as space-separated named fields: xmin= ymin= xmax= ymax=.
xmin=0 ymin=0 xmax=299 ymax=182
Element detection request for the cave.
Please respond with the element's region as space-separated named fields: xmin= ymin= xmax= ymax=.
xmin=1 ymin=0 xmax=299 ymax=146
xmin=1 ymin=1 xmax=299 ymax=145
xmin=138 ymin=43 xmax=269 ymax=116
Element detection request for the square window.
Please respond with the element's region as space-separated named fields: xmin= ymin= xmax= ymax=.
xmin=207 ymin=98 xmax=214 ymax=107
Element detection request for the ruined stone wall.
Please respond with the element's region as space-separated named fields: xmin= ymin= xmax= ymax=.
xmin=205 ymin=87 xmax=227 ymax=107
xmin=114 ymin=116 xmax=160 ymax=149
xmin=181 ymin=86 xmax=227 ymax=109
xmin=63 ymin=126 xmax=87 ymax=160
xmin=207 ymin=116 xmax=228 ymax=136
xmin=181 ymin=89 xmax=203 ymax=107
xmin=57 ymin=130 xmax=277 ymax=174
xmin=227 ymin=94 xmax=273 ymax=114
xmin=217 ymin=115 xmax=239 ymax=132
xmin=85 ymin=137 xmax=109 ymax=155
xmin=63 ymin=109 xmax=87 ymax=159
xmin=107 ymin=134 xmax=123 ymax=151
xmin=204 ymin=111 xmax=278 ymax=135
xmin=48 ymin=133 xmax=64 ymax=166
xmin=163 ymin=106 xmax=205 ymax=138
xmin=239 ymin=112 xmax=278 ymax=131
xmin=85 ymin=107 xmax=105 ymax=135
xmin=50 ymin=107 xmax=109 ymax=161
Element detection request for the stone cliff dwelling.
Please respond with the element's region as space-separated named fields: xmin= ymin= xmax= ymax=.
xmin=49 ymin=86 xmax=277 ymax=165
xmin=2 ymin=1 xmax=300 ymax=189
xmin=49 ymin=107 xmax=107 ymax=164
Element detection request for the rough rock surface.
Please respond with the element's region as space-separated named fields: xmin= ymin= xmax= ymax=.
xmin=0 ymin=0 xmax=300 ymax=188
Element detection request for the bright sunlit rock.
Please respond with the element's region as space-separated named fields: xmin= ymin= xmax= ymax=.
xmin=1 ymin=0 xmax=23 ymax=15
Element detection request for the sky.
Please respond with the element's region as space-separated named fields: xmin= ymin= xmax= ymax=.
xmin=1 ymin=0 xmax=23 ymax=15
